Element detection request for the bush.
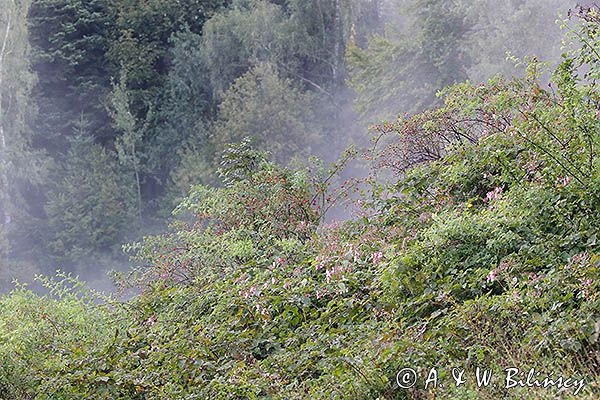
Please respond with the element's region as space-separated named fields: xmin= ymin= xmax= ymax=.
xmin=1 ymin=8 xmax=599 ymax=399
xmin=0 ymin=272 xmax=113 ymax=399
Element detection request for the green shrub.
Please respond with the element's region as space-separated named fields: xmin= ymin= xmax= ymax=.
xmin=1 ymin=8 xmax=599 ymax=399
xmin=0 ymin=272 xmax=113 ymax=399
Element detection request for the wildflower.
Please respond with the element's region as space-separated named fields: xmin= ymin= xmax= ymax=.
xmin=315 ymin=256 xmax=327 ymax=270
xmin=498 ymin=259 xmax=511 ymax=271
xmin=418 ymin=212 xmax=431 ymax=223
xmin=353 ymin=248 xmax=362 ymax=263
xmin=558 ymin=176 xmax=572 ymax=187
xmin=527 ymin=272 xmax=539 ymax=281
xmin=485 ymin=186 xmax=503 ymax=202
xmin=326 ymin=268 xmax=334 ymax=283
xmin=272 ymin=257 xmax=287 ymax=268
xmin=579 ymin=279 xmax=593 ymax=299
xmin=486 ymin=269 xmax=498 ymax=283
xmin=242 ymin=285 xmax=258 ymax=299
xmin=371 ymin=252 xmax=383 ymax=265
xmin=569 ymin=252 xmax=589 ymax=266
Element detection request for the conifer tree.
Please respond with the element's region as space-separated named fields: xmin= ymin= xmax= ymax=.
xmin=109 ymin=75 xmax=145 ymax=221
xmin=45 ymin=116 xmax=136 ymax=260
xmin=28 ymin=0 xmax=113 ymax=148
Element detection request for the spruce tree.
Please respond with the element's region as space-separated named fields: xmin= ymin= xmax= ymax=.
xmin=44 ymin=117 xmax=136 ymax=260
xmin=29 ymin=0 xmax=113 ymax=148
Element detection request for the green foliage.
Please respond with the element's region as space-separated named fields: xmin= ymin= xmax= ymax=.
xmin=464 ymin=0 xmax=567 ymax=81
xmin=21 ymin=14 xmax=600 ymax=398
xmin=29 ymin=0 xmax=113 ymax=148
xmin=110 ymin=74 xmax=146 ymax=220
xmin=45 ymin=128 xmax=137 ymax=260
xmin=201 ymin=0 xmax=380 ymax=97
xmin=212 ymin=63 xmax=319 ymax=166
xmin=9 ymin=0 xmax=579 ymax=277
xmin=0 ymin=0 xmax=48 ymax=260
xmin=347 ymin=0 xmax=570 ymax=122
xmin=105 ymin=0 xmax=226 ymax=112
xmin=347 ymin=0 xmax=470 ymax=121
xmin=27 ymin=0 xmax=227 ymax=230
xmin=201 ymin=0 xmax=293 ymax=97
xmin=163 ymin=141 xmax=219 ymax=210
xmin=151 ymin=29 xmax=214 ymax=181
xmin=0 ymin=4 xmax=599 ymax=400
xmin=0 ymin=272 xmax=113 ymax=398
xmin=131 ymin=142 xmax=322 ymax=287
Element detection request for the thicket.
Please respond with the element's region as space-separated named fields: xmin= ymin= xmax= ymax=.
xmin=0 ymin=0 xmax=572 ymax=279
xmin=0 ymin=5 xmax=597 ymax=399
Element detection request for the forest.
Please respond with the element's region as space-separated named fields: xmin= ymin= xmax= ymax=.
xmin=0 ymin=0 xmax=598 ymax=398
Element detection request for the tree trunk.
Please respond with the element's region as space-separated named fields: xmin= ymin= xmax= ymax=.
xmin=333 ymin=0 xmax=341 ymax=84
xmin=132 ymin=144 xmax=143 ymax=222
xmin=134 ymin=163 xmax=142 ymax=222
xmin=0 ymin=5 xmax=13 ymax=228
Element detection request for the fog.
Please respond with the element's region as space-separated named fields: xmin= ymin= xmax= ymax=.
xmin=0 ymin=0 xmax=579 ymax=294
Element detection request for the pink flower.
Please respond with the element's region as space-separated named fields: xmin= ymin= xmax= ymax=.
xmin=296 ymin=221 xmax=307 ymax=230
xmin=241 ymin=285 xmax=258 ymax=299
xmin=418 ymin=212 xmax=431 ymax=223
xmin=315 ymin=256 xmax=327 ymax=270
xmin=498 ymin=260 xmax=510 ymax=272
xmin=569 ymin=252 xmax=589 ymax=266
xmin=371 ymin=252 xmax=383 ymax=265
xmin=326 ymin=265 xmax=346 ymax=283
xmin=486 ymin=269 xmax=498 ymax=283
xmin=558 ymin=176 xmax=572 ymax=187
xmin=579 ymin=279 xmax=593 ymax=299
xmin=485 ymin=186 xmax=503 ymax=202
xmin=326 ymin=268 xmax=334 ymax=283
xmin=272 ymin=257 xmax=287 ymax=268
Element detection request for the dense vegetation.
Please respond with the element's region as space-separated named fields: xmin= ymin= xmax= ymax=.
xmin=0 ymin=0 xmax=597 ymax=399
xmin=0 ymin=2 xmax=598 ymax=399
xmin=0 ymin=0 xmax=573 ymax=283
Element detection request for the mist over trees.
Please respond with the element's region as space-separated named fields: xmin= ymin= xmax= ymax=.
xmin=0 ymin=1 xmax=597 ymax=398
xmin=0 ymin=0 xmax=575 ymax=286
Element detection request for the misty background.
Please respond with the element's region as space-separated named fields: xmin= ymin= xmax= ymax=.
xmin=0 ymin=0 xmax=576 ymax=292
